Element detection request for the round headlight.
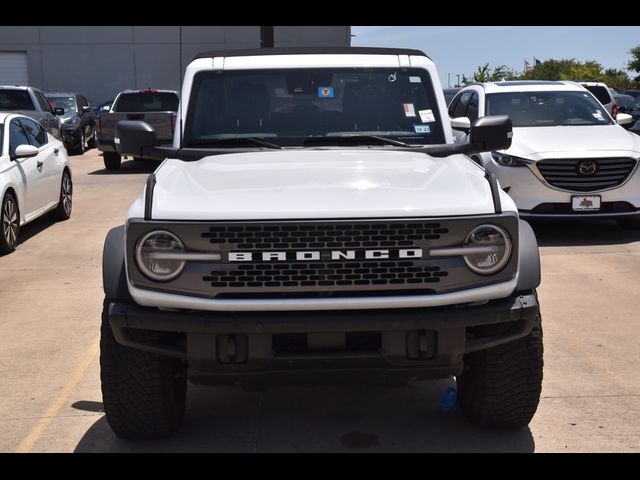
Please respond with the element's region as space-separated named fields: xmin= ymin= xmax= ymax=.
xmin=135 ymin=230 xmax=186 ymax=281
xmin=463 ymin=224 xmax=512 ymax=275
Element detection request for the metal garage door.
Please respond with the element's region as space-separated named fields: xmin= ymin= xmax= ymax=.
xmin=0 ymin=52 xmax=28 ymax=85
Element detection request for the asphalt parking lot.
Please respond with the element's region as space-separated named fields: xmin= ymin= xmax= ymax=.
xmin=0 ymin=148 xmax=639 ymax=452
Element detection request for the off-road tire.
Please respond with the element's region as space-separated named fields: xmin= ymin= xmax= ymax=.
xmin=87 ymin=128 xmax=97 ymax=148
xmin=100 ymin=299 xmax=187 ymax=439
xmin=457 ymin=302 xmax=543 ymax=428
xmin=103 ymin=152 xmax=121 ymax=170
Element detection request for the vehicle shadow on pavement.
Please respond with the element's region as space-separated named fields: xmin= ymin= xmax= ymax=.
xmin=13 ymin=215 xmax=57 ymax=248
xmin=73 ymin=380 xmax=535 ymax=452
xmin=528 ymin=218 xmax=640 ymax=247
xmin=88 ymin=158 xmax=157 ymax=175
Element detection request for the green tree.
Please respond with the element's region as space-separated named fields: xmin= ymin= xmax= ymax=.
xmin=462 ymin=63 xmax=517 ymax=85
xmin=601 ymin=68 xmax=632 ymax=90
xmin=627 ymin=45 xmax=640 ymax=87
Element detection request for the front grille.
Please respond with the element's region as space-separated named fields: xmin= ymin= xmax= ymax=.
xmin=203 ymin=261 xmax=448 ymax=289
xmin=536 ymin=158 xmax=637 ymax=192
xmin=202 ymin=222 xmax=448 ymax=249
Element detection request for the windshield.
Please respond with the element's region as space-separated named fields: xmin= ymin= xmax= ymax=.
xmin=486 ymin=91 xmax=614 ymax=127
xmin=47 ymin=95 xmax=77 ymax=113
xmin=184 ymin=67 xmax=445 ymax=147
xmin=114 ymin=92 xmax=179 ymax=113
xmin=0 ymin=89 xmax=35 ymax=111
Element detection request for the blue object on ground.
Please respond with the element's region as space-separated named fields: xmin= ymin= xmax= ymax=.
xmin=440 ymin=387 xmax=458 ymax=412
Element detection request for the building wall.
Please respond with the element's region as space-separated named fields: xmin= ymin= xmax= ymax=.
xmin=0 ymin=26 xmax=350 ymax=106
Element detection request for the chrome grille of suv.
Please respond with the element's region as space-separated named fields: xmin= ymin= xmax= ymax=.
xmin=536 ymin=158 xmax=637 ymax=192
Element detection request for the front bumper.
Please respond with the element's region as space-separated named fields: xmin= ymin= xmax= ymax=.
xmin=107 ymin=291 xmax=538 ymax=385
xmin=484 ymin=155 xmax=640 ymax=218
xmin=61 ymin=127 xmax=81 ymax=148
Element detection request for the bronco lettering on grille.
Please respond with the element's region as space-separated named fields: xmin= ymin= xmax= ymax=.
xmin=228 ymin=248 xmax=423 ymax=262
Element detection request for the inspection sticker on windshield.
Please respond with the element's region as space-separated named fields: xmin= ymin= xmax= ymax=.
xmin=403 ymin=103 xmax=416 ymax=117
xmin=409 ymin=76 xmax=422 ymax=83
xmin=593 ymin=112 xmax=604 ymax=120
xmin=413 ymin=124 xmax=431 ymax=134
xmin=318 ymin=87 xmax=334 ymax=98
xmin=418 ymin=109 xmax=436 ymax=123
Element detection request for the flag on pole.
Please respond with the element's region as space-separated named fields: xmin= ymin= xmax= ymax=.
xmin=524 ymin=59 xmax=533 ymax=72
xmin=534 ymin=57 xmax=542 ymax=66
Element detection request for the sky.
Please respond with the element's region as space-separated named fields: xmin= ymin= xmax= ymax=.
xmin=351 ymin=26 xmax=640 ymax=87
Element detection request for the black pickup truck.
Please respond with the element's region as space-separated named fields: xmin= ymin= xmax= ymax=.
xmin=96 ymin=89 xmax=179 ymax=170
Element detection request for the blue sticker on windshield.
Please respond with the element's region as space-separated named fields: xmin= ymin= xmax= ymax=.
xmin=318 ymin=87 xmax=334 ymax=98
xmin=413 ymin=124 xmax=431 ymax=134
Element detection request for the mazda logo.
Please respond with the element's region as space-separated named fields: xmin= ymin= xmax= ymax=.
xmin=577 ymin=161 xmax=599 ymax=176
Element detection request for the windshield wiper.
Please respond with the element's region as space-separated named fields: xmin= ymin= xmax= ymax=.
xmin=303 ymin=135 xmax=412 ymax=148
xmin=185 ymin=137 xmax=284 ymax=149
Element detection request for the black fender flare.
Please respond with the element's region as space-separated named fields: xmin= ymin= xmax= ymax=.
xmin=516 ymin=219 xmax=541 ymax=291
xmin=102 ymin=225 xmax=132 ymax=301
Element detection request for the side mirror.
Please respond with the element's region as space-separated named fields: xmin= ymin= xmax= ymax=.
xmin=115 ymin=120 xmax=158 ymax=156
xmin=616 ymin=112 xmax=634 ymax=126
xmin=469 ymin=115 xmax=513 ymax=152
xmin=451 ymin=117 xmax=471 ymax=133
xmin=82 ymin=106 xmax=91 ymax=113
xmin=13 ymin=144 xmax=39 ymax=160
xmin=54 ymin=107 xmax=64 ymax=115
xmin=101 ymin=105 xmax=110 ymax=112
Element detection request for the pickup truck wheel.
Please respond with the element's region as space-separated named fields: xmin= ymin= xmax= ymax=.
xmin=457 ymin=303 xmax=543 ymax=428
xmin=617 ymin=217 xmax=640 ymax=229
xmin=51 ymin=171 xmax=73 ymax=220
xmin=103 ymin=152 xmax=121 ymax=170
xmin=100 ymin=299 xmax=187 ymax=439
xmin=0 ymin=192 xmax=19 ymax=254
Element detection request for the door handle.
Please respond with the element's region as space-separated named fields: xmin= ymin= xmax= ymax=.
xmin=37 ymin=161 xmax=43 ymax=169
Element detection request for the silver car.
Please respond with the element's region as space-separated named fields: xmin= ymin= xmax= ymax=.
xmin=0 ymin=85 xmax=62 ymax=138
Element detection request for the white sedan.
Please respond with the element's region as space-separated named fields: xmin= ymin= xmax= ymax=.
xmin=449 ymin=81 xmax=640 ymax=228
xmin=1 ymin=113 xmax=72 ymax=254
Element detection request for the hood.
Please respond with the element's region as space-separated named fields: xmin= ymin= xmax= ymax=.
xmin=504 ymin=125 xmax=640 ymax=158
xmin=59 ymin=112 xmax=78 ymax=124
xmin=147 ymin=149 xmax=498 ymax=221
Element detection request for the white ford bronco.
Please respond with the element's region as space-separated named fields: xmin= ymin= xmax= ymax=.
xmin=101 ymin=47 xmax=543 ymax=439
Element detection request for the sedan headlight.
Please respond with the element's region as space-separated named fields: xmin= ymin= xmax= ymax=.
xmin=135 ymin=230 xmax=186 ymax=281
xmin=463 ymin=225 xmax=512 ymax=275
xmin=491 ymin=151 xmax=532 ymax=167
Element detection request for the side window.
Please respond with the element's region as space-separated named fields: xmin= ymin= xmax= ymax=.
xmin=448 ymin=94 xmax=461 ymax=117
xmin=466 ymin=92 xmax=479 ymax=122
xmin=78 ymin=95 xmax=87 ymax=109
xmin=9 ymin=119 xmax=31 ymax=156
xmin=20 ymin=118 xmax=48 ymax=147
xmin=453 ymin=92 xmax=473 ymax=118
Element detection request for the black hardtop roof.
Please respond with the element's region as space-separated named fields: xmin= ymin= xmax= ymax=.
xmin=193 ymin=47 xmax=429 ymax=61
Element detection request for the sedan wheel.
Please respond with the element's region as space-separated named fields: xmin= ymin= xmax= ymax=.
xmin=0 ymin=193 xmax=19 ymax=254
xmin=52 ymin=171 xmax=73 ymax=220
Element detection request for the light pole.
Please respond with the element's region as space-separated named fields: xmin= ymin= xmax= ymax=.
xmin=456 ymin=74 xmax=460 ymax=87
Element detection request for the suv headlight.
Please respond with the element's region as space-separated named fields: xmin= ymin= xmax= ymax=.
xmin=135 ymin=230 xmax=186 ymax=281
xmin=463 ymin=224 xmax=512 ymax=275
xmin=491 ymin=151 xmax=532 ymax=167
xmin=63 ymin=116 xmax=81 ymax=128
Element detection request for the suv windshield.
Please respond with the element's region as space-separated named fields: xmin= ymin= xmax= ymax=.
xmin=184 ymin=67 xmax=445 ymax=147
xmin=486 ymin=91 xmax=613 ymax=127
xmin=0 ymin=89 xmax=35 ymax=110
xmin=47 ymin=95 xmax=77 ymax=113
xmin=114 ymin=91 xmax=179 ymax=113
